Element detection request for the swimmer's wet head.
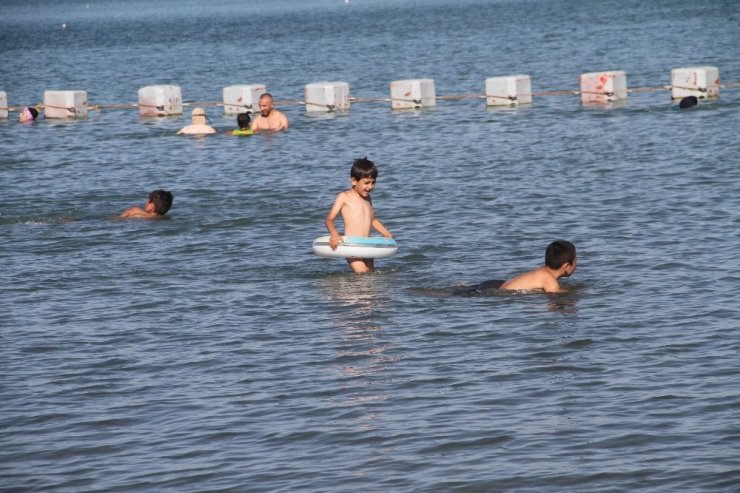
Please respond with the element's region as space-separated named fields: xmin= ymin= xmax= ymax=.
xmin=237 ymin=112 xmax=251 ymax=129
xmin=19 ymin=107 xmax=39 ymax=122
xmin=679 ymin=96 xmax=698 ymax=109
xmin=148 ymin=190 xmax=174 ymax=215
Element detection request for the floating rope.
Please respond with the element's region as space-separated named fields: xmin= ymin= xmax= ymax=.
xmin=39 ymin=103 xmax=83 ymax=115
xmin=3 ymin=82 xmax=738 ymax=116
xmin=485 ymin=93 xmax=533 ymax=102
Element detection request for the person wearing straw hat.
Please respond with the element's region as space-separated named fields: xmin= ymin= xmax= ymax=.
xmin=177 ymin=107 xmax=216 ymax=135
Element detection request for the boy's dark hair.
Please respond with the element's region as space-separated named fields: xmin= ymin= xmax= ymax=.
xmin=237 ymin=112 xmax=251 ymax=128
xmin=545 ymin=240 xmax=576 ymax=269
xmin=350 ymin=157 xmax=378 ymax=180
xmin=28 ymin=107 xmax=39 ymax=119
xmin=148 ymin=190 xmax=174 ymax=215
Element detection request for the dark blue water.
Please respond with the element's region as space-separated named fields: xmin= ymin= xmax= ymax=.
xmin=2 ymin=0 xmax=740 ymax=491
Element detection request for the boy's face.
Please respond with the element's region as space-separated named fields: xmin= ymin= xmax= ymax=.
xmin=563 ymin=257 xmax=577 ymax=277
xmin=351 ymin=177 xmax=376 ymax=198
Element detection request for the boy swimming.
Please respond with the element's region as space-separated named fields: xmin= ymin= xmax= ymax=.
xmin=119 ymin=190 xmax=174 ymax=219
xmin=325 ymin=157 xmax=393 ymax=273
xmin=466 ymin=240 xmax=577 ymax=294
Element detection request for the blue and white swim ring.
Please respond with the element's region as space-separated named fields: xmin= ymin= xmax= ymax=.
xmin=312 ymin=235 xmax=398 ymax=259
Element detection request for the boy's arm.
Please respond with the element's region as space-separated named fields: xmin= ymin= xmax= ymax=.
xmin=371 ymin=217 xmax=392 ymax=238
xmin=541 ymin=275 xmax=564 ymax=293
xmin=325 ymin=194 xmax=345 ymax=249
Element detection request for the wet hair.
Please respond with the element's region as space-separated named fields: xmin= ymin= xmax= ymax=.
xmin=28 ymin=107 xmax=39 ymax=120
xmin=679 ymin=96 xmax=698 ymax=109
xmin=148 ymin=190 xmax=174 ymax=215
xmin=260 ymin=92 xmax=274 ymax=102
xmin=545 ymin=240 xmax=576 ymax=269
xmin=237 ymin=112 xmax=251 ymax=128
xmin=350 ymin=157 xmax=378 ymax=180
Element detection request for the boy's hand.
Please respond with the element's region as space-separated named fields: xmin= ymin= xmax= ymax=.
xmin=329 ymin=233 xmax=342 ymax=250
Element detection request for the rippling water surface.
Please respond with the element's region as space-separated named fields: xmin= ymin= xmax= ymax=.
xmin=2 ymin=0 xmax=739 ymax=491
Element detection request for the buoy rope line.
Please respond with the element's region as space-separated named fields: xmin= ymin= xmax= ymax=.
xmin=484 ymin=94 xmax=533 ymax=101
xmin=3 ymin=82 xmax=738 ymax=115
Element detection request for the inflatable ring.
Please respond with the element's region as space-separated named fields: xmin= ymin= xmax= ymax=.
xmin=313 ymin=235 xmax=398 ymax=259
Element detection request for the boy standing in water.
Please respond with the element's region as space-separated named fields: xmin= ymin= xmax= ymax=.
xmin=500 ymin=240 xmax=577 ymax=293
xmin=120 ymin=190 xmax=174 ymax=219
xmin=325 ymin=158 xmax=393 ymax=273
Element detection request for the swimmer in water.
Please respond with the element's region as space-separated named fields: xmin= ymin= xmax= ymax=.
xmin=465 ymin=240 xmax=577 ymax=294
xmin=229 ymin=112 xmax=253 ymax=136
xmin=19 ymin=107 xmax=39 ymax=123
xmin=679 ymin=96 xmax=698 ymax=109
xmin=250 ymin=93 xmax=289 ymax=132
xmin=177 ymin=107 xmax=216 ymax=135
xmin=325 ymin=157 xmax=393 ymax=273
xmin=120 ymin=190 xmax=174 ymax=219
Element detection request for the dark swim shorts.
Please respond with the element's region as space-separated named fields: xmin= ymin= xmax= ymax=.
xmin=453 ymin=279 xmax=505 ymax=295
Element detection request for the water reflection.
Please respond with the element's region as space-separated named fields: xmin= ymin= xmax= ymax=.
xmin=318 ymin=273 xmax=400 ymax=436
xmin=318 ymin=273 xmax=399 ymax=377
xmin=547 ymin=296 xmax=579 ymax=314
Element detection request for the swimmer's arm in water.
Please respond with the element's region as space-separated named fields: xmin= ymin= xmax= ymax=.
xmin=276 ymin=112 xmax=289 ymax=130
xmin=325 ymin=192 xmax=347 ymax=250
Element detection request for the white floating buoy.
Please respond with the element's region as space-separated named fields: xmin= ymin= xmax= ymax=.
xmin=0 ymin=91 xmax=8 ymax=120
xmin=138 ymin=85 xmax=182 ymax=116
xmin=671 ymin=66 xmax=720 ymax=100
xmin=223 ymin=84 xmax=267 ymax=115
xmin=579 ymin=71 xmax=627 ymax=104
xmin=43 ymin=90 xmax=88 ymax=119
xmin=305 ymin=82 xmax=350 ymax=113
xmin=61 ymin=23 xmax=68 ymax=31
xmin=389 ymin=78 xmax=436 ymax=109
xmin=485 ymin=75 xmax=532 ymax=106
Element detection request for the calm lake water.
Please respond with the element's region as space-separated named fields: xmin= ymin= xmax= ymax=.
xmin=2 ymin=0 xmax=740 ymax=491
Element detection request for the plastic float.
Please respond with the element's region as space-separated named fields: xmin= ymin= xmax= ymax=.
xmin=223 ymin=84 xmax=266 ymax=115
xmin=671 ymin=67 xmax=720 ymax=100
xmin=138 ymin=85 xmax=182 ymax=116
xmin=0 ymin=91 xmax=7 ymax=119
xmin=43 ymin=90 xmax=88 ymax=118
xmin=313 ymin=236 xmax=398 ymax=259
xmin=389 ymin=78 xmax=436 ymax=109
xmin=485 ymin=75 xmax=532 ymax=106
xmin=579 ymin=71 xmax=627 ymax=104
xmin=305 ymin=82 xmax=350 ymax=112
xmin=8 ymin=67 xmax=737 ymax=122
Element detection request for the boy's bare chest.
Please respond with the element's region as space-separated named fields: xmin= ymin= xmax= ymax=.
xmin=343 ymin=196 xmax=373 ymax=216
